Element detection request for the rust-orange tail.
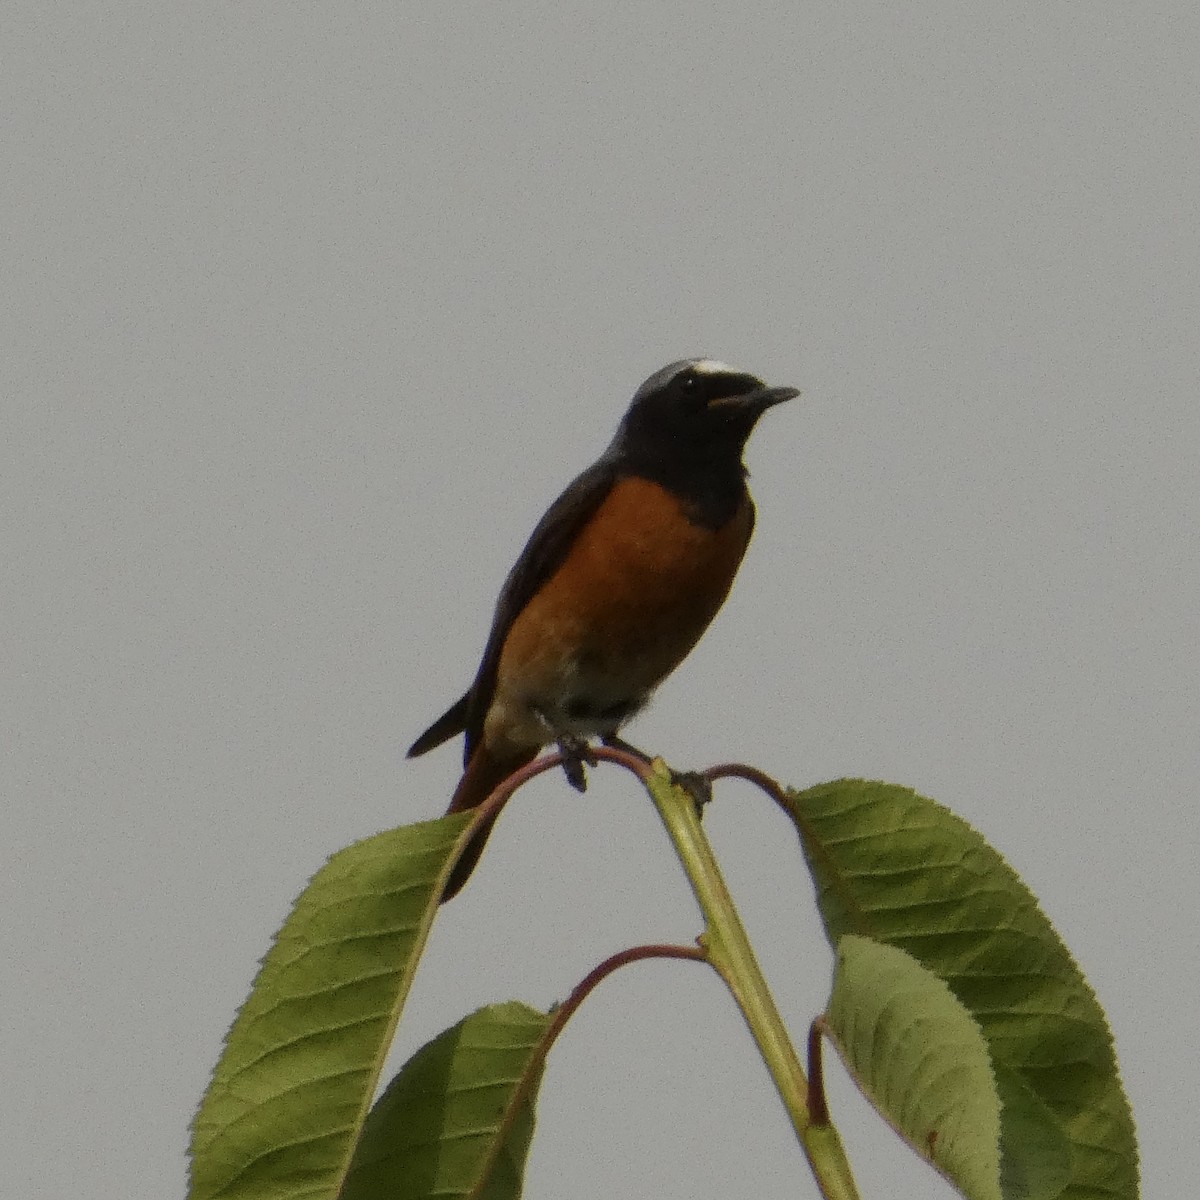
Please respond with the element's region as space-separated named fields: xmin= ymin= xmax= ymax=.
xmin=442 ymin=742 xmax=538 ymax=901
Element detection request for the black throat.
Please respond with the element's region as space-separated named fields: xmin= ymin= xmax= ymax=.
xmin=619 ymin=441 xmax=749 ymax=529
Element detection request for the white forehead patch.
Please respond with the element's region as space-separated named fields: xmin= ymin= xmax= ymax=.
xmin=691 ymin=359 xmax=739 ymax=376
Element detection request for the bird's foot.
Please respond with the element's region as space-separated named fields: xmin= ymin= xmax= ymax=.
xmin=556 ymin=734 xmax=597 ymax=793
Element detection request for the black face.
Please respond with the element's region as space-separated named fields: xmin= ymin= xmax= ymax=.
xmin=618 ymin=359 xmax=798 ymax=454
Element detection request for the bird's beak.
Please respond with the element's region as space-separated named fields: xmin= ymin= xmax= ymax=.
xmin=709 ymin=384 xmax=800 ymax=415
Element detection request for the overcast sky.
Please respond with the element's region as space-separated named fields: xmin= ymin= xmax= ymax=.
xmin=5 ymin=4 xmax=1196 ymax=1198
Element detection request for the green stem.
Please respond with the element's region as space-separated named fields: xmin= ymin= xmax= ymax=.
xmin=644 ymin=762 xmax=861 ymax=1200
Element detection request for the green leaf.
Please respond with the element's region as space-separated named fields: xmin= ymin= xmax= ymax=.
xmin=189 ymin=813 xmax=471 ymax=1200
xmin=790 ymin=780 xmax=1138 ymax=1200
xmin=341 ymin=1002 xmax=552 ymax=1200
xmin=826 ymin=935 xmax=1004 ymax=1200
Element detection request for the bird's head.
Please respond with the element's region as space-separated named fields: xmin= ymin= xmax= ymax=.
xmin=613 ymin=358 xmax=799 ymax=460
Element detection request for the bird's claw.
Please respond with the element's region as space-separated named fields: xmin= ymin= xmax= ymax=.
xmin=557 ymin=735 xmax=597 ymax=792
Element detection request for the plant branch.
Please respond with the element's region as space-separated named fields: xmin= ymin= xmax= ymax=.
xmin=480 ymin=942 xmax=707 ymax=1194
xmin=703 ymin=761 xmax=793 ymax=812
xmin=808 ymin=1017 xmax=831 ymax=1127
xmin=546 ymin=942 xmax=707 ymax=1044
xmin=644 ymin=760 xmax=860 ymax=1200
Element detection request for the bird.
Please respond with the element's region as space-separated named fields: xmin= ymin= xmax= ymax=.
xmin=408 ymin=358 xmax=798 ymax=900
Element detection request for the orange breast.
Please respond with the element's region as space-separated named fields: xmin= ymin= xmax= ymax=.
xmin=490 ymin=475 xmax=755 ymax=743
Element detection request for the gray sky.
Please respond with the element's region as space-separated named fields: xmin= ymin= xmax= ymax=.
xmin=5 ymin=4 xmax=1195 ymax=1198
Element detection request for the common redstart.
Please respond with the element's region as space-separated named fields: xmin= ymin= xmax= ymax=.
xmin=409 ymin=358 xmax=797 ymax=898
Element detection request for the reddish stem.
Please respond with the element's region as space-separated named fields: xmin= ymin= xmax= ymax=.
xmin=703 ymin=762 xmax=792 ymax=813
xmin=458 ymin=743 xmax=659 ymax=864
xmin=807 ymin=1016 xmax=831 ymax=1126
xmin=483 ymin=942 xmax=708 ymax=1181
xmin=477 ymin=743 xmax=656 ymax=817
xmin=589 ymin=743 xmax=658 ymax=782
xmin=547 ymin=942 xmax=707 ymax=1039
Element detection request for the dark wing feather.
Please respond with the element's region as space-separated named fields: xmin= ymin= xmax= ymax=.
xmin=459 ymin=457 xmax=619 ymax=763
xmin=406 ymin=691 xmax=469 ymax=758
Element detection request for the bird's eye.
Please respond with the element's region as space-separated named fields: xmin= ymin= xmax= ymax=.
xmin=679 ymin=371 xmax=699 ymax=392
